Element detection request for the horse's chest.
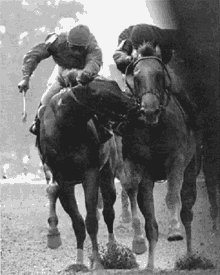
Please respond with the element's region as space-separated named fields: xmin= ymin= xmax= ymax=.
xmin=122 ymin=137 xmax=168 ymax=181
xmin=122 ymin=124 xmax=185 ymax=180
xmin=123 ymin=128 xmax=170 ymax=160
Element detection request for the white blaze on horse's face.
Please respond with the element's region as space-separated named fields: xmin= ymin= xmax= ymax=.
xmin=134 ymin=60 xmax=163 ymax=125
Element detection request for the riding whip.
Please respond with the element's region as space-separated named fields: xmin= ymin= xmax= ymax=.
xmin=22 ymin=90 xmax=27 ymax=123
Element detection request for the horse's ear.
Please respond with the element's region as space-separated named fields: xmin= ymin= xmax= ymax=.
xmin=125 ymin=63 xmax=134 ymax=91
xmin=155 ymin=45 xmax=162 ymax=59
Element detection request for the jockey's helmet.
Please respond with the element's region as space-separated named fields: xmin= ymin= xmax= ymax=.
xmin=67 ymin=24 xmax=91 ymax=47
xmin=130 ymin=24 xmax=156 ymax=49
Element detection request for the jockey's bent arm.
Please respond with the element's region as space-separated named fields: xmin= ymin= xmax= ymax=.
xmin=117 ymin=26 xmax=133 ymax=44
xmin=113 ymin=26 xmax=134 ymax=74
xmin=83 ymin=34 xmax=103 ymax=78
xmin=21 ymin=33 xmax=56 ymax=78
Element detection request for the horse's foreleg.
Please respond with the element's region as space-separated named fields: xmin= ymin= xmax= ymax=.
xmin=59 ymin=185 xmax=86 ymax=265
xmin=203 ymin=126 xmax=220 ymax=232
xmin=180 ymin=156 xmax=197 ymax=255
xmin=166 ymin=156 xmax=185 ymax=241
xmin=45 ymin=169 xmax=61 ymax=249
xmin=203 ymin=164 xmax=220 ymax=232
xmin=127 ymin=187 xmax=147 ymax=255
xmin=99 ymin=161 xmax=117 ymax=245
xmin=137 ymin=178 xmax=158 ymax=271
xmin=83 ymin=168 xmax=103 ymax=270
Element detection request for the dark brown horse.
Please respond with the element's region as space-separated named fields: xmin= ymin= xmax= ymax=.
xmin=166 ymin=0 xmax=220 ymax=231
xmin=35 ymin=75 xmax=136 ymax=271
xmin=118 ymin=43 xmax=201 ymax=270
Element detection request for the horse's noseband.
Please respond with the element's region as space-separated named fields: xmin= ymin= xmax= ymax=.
xmin=125 ymin=56 xmax=171 ymax=109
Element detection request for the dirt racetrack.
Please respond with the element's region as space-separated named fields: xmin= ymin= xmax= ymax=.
xmin=1 ymin=174 xmax=219 ymax=275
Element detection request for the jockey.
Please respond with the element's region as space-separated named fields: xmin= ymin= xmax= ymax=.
xmin=113 ymin=23 xmax=199 ymax=130
xmin=113 ymin=23 xmax=177 ymax=74
xmin=18 ymin=24 xmax=110 ymax=139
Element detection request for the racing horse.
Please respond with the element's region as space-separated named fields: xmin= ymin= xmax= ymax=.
xmin=119 ymin=42 xmax=201 ymax=270
xmin=35 ymin=72 xmax=136 ymax=271
xmin=166 ymin=0 xmax=220 ymax=231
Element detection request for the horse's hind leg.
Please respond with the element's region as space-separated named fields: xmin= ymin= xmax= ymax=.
xmin=44 ymin=165 xmax=61 ymax=249
xmin=180 ymin=155 xmax=197 ymax=255
xmin=99 ymin=160 xmax=117 ymax=245
xmin=59 ymin=184 xmax=86 ymax=265
xmin=83 ymin=168 xmax=103 ymax=269
xmin=120 ymin=182 xmax=132 ymax=223
xmin=137 ymin=178 xmax=158 ymax=271
xmin=96 ymin=188 xmax=103 ymax=221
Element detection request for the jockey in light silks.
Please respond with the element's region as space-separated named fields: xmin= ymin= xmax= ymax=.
xmin=113 ymin=23 xmax=199 ymax=130
xmin=18 ymin=24 xmax=113 ymax=142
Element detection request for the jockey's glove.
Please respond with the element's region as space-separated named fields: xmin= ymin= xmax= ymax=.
xmin=116 ymin=57 xmax=132 ymax=74
xmin=76 ymin=71 xmax=94 ymax=85
xmin=18 ymin=76 xmax=30 ymax=93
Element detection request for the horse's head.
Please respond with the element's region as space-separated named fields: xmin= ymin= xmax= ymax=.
xmin=125 ymin=42 xmax=171 ymax=125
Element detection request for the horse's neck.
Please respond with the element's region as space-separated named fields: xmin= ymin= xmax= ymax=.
xmin=53 ymin=89 xmax=93 ymax=123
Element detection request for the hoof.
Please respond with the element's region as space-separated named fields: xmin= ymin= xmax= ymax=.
xmin=144 ymin=266 xmax=154 ymax=273
xmin=132 ymin=238 xmax=147 ymax=255
xmin=64 ymin=264 xmax=89 ymax=273
xmin=167 ymin=229 xmax=184 ymax=242
xmin=89 ymin=258 xmax=104 ymax=270
xmin=120 ymin=211 xmax=132 ymax=223
xmin=47 ymin=231 xmax=62 ymax=249
xmin=212 ymin=219 xmax=219 ymax=232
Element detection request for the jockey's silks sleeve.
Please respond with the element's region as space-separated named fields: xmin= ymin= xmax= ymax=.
xmin=114 ymin=24 xmax=177 ymax=67
xmin=113 ymin=26 xmax=134 ymax=73
xmin=22 ymin=33 xmax=57 ymax=78
xmin=113 ymin=40 xmax=133 ymax=74
xmin=118 ymin=26 xmax=134 ymax=44
xmin=83 ymin=33 xmax=103 ymax=77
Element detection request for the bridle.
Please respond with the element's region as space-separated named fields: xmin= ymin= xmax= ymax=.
xmin=125 ymin=56 xmax=172 ymax=110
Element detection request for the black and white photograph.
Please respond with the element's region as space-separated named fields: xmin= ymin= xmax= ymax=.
xmin=1 ymin=0 xmax=219 ymax=274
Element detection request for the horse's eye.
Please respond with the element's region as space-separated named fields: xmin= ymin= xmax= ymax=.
xmin=134 ymin=69 xmax=140 ymax=77
xmin=156 ymin=72 xmax=164 ymax=83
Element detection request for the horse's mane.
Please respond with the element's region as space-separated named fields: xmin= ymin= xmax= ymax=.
xmin=137 ymin=42 xmax=156 ymax=57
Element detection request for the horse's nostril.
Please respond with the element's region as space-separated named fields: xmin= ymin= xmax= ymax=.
xmin=140 ymin=107 xmax=146 ymax=114
xmin=154 ymin=109 xmax=160 ymax=116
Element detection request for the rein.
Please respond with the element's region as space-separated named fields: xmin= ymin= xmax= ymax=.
xmin=125 ymin=56 xmax=171 ymax=108
xmin=67 ymin=84 xmax=127 ymax=121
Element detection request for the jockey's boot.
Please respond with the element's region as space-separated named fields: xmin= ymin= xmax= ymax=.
xmin=29 ymin=103 xmax=42 ymax=135
xmin=29 ymin=115 xmax=40 ymax=135
xmin=93 ymin=116 xmax=113 ymax=144
xmin=173 ymin=92 xmax=200 ymax=131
